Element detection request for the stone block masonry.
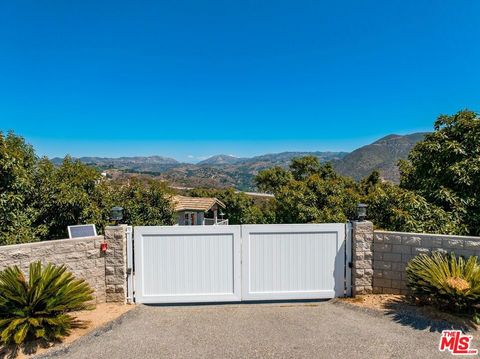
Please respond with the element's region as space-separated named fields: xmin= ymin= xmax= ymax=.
xmin=351 ymin=223 xmax=480 ymax=296
xmin=373 ymin=231 xmax=480 ymax=295
xmin=0 ymin=226 xmax=128 ymax=303
xmin=104 ymin=225 xmax=128 ymax=303
xmin=351 ymin=221 xmax=374 ymax=295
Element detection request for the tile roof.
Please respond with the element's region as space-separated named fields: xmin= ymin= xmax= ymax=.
xmin=172 ymin=195 xmax=226 ymax=212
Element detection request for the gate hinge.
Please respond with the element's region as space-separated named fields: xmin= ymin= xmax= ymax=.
xmin=348 ymin=262 xmax=352 ymax=269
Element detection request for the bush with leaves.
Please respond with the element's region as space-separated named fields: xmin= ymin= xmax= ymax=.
xmin=0 ymin=262 xmax=94 ymax=353
xmin=0 ymin=131 xmax=38 ymax=245
xmin=101 ymin=177 xmax=175 ymax=226
xmin=399 ymin=109 xmax=480 ymax=235
xmin=32 ymin=157 xmax=108 ymax=240
xmin=254 ymin=166 xmax=292 ymax=193
xmin=256 ymin=159 xmax=360 ymax=224
xmin=188 ymin=187 xmax=274 ymax=224
xmin=406 ymin=252 xmax=480 ymax=320
xmin=364 ymin=182 xmax=463 ymax=234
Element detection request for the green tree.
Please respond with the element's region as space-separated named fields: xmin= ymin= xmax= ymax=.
xmin=306 ymin=173 xmax=360 ymax=223
xmin=188 ymin=187 xmax=274 ymax=224
xmin=217 ymin=189 xmax=264 ymax=224
xmin=0 ymin=131 xmax=37 ymax=244
xmin=399 ymin=109 xmax=480 ymax=235
xmin=274 ymin=180 xmax=320 ymax=223
xmin=254 ymin=166 xmax=293 ymax=193
xmin=360 ymin=170 xmax=381 ymax=195
xmin=0 ymin=131 xmax=186 ymax=242
xmin=365 ymin=182 xmax=462 ymax=234
xmin=32 ymin=157 xmax=107 ymax=240
xmin=273 ymin=173 xmax=360 ymax=224
xmin=290 ymin=156 xmax=322 ymax=180
xmin=105 ymin=178 xmax=175 ymax=226
xmin=256 ymin=158 xmax=360 ymax=224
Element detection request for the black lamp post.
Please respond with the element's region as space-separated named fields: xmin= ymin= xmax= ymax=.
xmin=357 ymin=203 xmax=367 ymax=221
xmin=110 ymin=206 xmax=124 ymax=225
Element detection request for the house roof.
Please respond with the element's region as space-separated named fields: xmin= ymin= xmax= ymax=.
xmin=172 ymin=195 xmax=226 ymax=212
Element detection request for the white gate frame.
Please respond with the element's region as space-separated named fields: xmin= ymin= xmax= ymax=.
xmin=241 ymin=224 xmax=347 ymax=300
xmin=130 ymin=223 xmax=351 ymax=303
xmin=345 ymin=221 xmax=352 ymax=297
xmin=126 ymin=226 xmax=134 ymax=303
xmin=134 ymin=225 xmax=242 ymax=304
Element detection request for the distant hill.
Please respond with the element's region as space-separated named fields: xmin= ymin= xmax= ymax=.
xmin=333 ymin=133 xmax=427 ymax=181
xmin=164 ymin=151 xmax=348 ymax=190
xmin=242 ymin=151 xmax=348 ymax=166
xmin=197 ymin=155 xmax=243 ymax=165
xmin=197 ymin=152 xmax=347 ymax=167
xmin=51 ymin=155 xmax=179 ymax=172
xmin=51 ymin=133 xmax=426 ymax=189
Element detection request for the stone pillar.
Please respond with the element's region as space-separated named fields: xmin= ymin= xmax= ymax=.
xmin=104 ymin=225 xmax=127 ymax=303
xmin=352 ymin=220 xmax=374 ymax=296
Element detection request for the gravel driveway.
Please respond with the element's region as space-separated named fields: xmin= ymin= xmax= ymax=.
xmin=40 ymin=300 xmax=467 ymax=358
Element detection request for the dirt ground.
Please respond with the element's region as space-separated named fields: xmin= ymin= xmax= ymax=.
xmin=15 ymin=303 xmax=133 ymax=358
xmin=343 ymin=294 xmax=404 ymax=310
xmin=341 ymin=294 xmax=479 ymax=332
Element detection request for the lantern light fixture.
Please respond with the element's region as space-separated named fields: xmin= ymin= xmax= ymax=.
xmin=357 ymin=203 xmax=367 ymax=221
xmin=110 ymin=206 xmax=124 ymax=224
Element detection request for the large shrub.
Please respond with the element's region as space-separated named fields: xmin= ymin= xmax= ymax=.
xmin=32 ymin=157 xmax=108 ymax=240
xmin=406 ymin=252 xmax=480 ymax=317
xmin=102 ymin=177 xmax=175 ymax=226
xmin=0 ymin=131 xmax=38 ymax=245
xmin=0 ymin=262 xmax=94 ymax=352
xmin=365 ymin=182 xmax=463 ymax=235
xmin=399 ymin=109 xmax=480 ymax=235
xmin=188 ymin=188 xmax=274 ymax=224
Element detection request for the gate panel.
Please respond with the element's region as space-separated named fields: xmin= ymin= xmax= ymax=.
xmin=134 ymin=226 xmax=241 ymax=303
xmin=241 ymin=224 xmax=346 ymax=300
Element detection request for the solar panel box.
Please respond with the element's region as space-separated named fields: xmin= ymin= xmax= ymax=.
xmin=68 ymin=224 xmax=97 ymax=239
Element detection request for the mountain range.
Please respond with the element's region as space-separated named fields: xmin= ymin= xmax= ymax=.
xmin=51 ymin=132 xmax=427 ymax=190
xmin=333 ymin=132 xmax=427 ymax=181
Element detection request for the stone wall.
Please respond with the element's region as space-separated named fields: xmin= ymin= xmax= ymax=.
xmin=0 ymin=236 xmax=107 ymax=302
xmin=373 ymin=231 xmax=480 ymax=295
xmin=104 ymin=225 xmax=128 ymax=303
xmin=351 ymin=221 xmax=374 ymax=295
xmin=0 ymin=226 xmax=128 ymax=303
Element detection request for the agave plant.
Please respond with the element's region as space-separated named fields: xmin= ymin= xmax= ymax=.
xmin=0 ymin=261 xmax=94 ymax=350
xmin=406 ymin=252 xmax=480 ymax=313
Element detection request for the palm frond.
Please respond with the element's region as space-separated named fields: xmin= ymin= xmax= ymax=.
xmin=0 ymin=261 xmax=94 ymax=348
xmin=406 ymin=252 xmax=480 ymax=313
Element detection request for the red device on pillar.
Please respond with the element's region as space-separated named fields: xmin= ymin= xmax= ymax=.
xmin=100 ymin=242 xmax=108 ymax=253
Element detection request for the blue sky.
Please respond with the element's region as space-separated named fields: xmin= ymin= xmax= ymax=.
xmin=1 ymin=1 xmax=479 ymax=162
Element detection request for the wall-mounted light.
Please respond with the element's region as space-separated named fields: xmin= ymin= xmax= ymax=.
xmin=110 ymin=206 xmax=124 ymax=225
xmin=357 ymin=203 xmax=367 ymax=221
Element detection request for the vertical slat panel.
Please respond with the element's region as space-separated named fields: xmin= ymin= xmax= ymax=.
xmin=134 ymin=223 xmax=346 ymax=304
xmin=242 ymin=224 xmax=346 ymax=300
xmin=134 ymin=226 xmax=241 ymax=303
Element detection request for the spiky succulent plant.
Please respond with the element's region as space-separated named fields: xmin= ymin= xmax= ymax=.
xmin=0 ymin=261 xmax=94 ymax=350
xmin=406 ymin=252 xmax=480 ymax=313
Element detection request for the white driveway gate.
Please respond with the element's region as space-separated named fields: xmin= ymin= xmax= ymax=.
xmin=133 ymin=223 xmax=350 ymax=304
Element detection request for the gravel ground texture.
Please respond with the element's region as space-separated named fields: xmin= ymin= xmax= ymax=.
xmin=37 ymin=300 xmax=475 ymax=359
